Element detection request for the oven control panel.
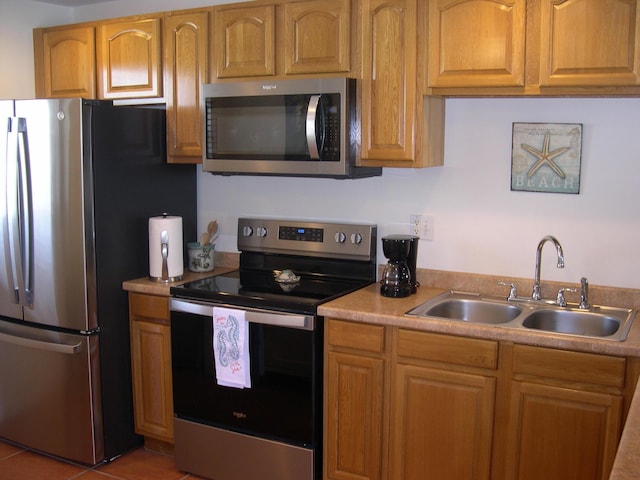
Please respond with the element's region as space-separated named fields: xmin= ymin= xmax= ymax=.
xmin=238 ymin=218 xmax=376 ymax=261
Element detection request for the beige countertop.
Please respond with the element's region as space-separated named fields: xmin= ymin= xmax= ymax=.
xmin=318 ymin=282 xmax=640 ymax=479
xmin=318 ymin=283 xmax=640 ymax=356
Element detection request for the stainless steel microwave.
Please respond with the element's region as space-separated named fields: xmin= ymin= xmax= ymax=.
xmin=202 ymin=77 xmax=381 ymax=179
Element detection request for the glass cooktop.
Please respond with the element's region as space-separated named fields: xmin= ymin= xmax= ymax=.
xmin=171 ymin=269 xmax=372 ymax=315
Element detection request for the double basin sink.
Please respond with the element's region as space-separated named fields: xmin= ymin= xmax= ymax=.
xmin=406 ymin=291 xmax=636 ymax=342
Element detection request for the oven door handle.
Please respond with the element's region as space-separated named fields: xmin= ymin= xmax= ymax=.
xmin=170 ymin=298 xmax=315 ymax=330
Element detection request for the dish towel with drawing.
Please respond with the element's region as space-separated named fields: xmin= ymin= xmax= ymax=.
xmin=212 ymin=307 xmax=251 ymax=389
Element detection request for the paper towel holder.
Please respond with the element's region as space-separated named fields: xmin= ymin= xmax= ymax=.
xmin=149 ymin=213 xmax=184 ymax=283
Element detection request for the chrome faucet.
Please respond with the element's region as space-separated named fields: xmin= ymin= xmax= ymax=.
xmin=532 ymin=236 xmax=564 ymax=301
xmin=579 ymin=277 xmax=589 ymax=309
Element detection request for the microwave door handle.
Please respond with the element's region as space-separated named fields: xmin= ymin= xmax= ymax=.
xmin=306 ymin=94 xmax=322 ymax=160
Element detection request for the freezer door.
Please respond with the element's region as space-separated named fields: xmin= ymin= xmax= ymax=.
xmin=0 ymin=319 xmax=103 ymax=465
xmin=13 ymin=99 xmax=90 ymax=331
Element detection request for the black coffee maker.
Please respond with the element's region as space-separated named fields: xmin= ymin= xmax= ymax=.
xmin=380 ymin=234 xmax=419 ymax=297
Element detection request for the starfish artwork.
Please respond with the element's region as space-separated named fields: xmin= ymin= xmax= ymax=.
xmin=511 ymin=123 xmax=582 ymax=194
xmin=521 ymin=131 xmax=570 ymax=179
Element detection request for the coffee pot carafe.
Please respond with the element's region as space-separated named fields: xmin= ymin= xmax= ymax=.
xmin=380 ymin=234 xmax=419 ymax=298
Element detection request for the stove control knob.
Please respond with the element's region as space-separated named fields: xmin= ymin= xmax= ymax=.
xmin=242 ymin=226 xmax=253 ymax=237
xmin=256 ymin=226 xmax=267 ymax=237
xmin=350 ymin=233 xmax=363 ymax=245
xmin=335 ymin=232 xmax=346 ymax=243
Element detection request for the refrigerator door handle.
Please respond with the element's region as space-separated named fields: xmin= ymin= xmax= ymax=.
xmin=0 ymin=330 xmax=82 ymax=355
xmin=6 ymin=117 xmax=34 ymax=307
xmin=5 ymin=117 xmax=21 ymax=304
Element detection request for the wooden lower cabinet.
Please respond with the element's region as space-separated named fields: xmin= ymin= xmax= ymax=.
xmin=390 ymin=364 xmax=495 ymax=480
xmin=326 ymin=351 xmax=385 ymax=480
xmin=498 ymin=344 xmax=627 ymax=480
xmin=505 ymin=381 xmax=622 ymax=480
xmin=324 ymin=319 xmax=635 ymax=480
xmin=325 ymin=319 xmax=387 ymax=480
xmin=129 ymin=292 xmax=174 ymax=445
xmin=391 ymin=329 xmax=497 ymax=480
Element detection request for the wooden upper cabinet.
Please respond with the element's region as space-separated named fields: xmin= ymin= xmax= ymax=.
xmin=428 ymin=0 xmax=640 ymax=93
xmin=361 ymin=0 xmax=445 ymax=167
xmin=97 ymin=17 xmax=163 ymax=99
xmin=427 ymin=0 xmax=526 ymax=88
xmin=361 ymin=0 xmax=418 ymax=164
xmin=214 ymin=5 xmax=275 ymax=78
xmin=164 ymin=10 xmax=209 ymax=164
xmin=537 ymin=0 xmax=640 ymax=87
xmin=33 ymin=26 xmax=96 ymax=98
xmin=283 ymin=0 xmax=351 ymax=74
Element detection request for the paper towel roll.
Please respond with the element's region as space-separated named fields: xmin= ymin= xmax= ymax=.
xmin=149 ymin=215 xmax=184 ymax=282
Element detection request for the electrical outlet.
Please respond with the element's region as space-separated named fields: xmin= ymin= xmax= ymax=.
xmin=409 ymin=214 xmax=421 ymax=237
xmin=409 ymin=214 xmax=435 ymax=241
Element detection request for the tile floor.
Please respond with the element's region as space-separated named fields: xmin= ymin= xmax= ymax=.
xmin=0 ymin=439 xmax=207 ymax=480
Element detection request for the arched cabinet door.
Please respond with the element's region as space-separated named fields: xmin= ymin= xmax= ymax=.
xmin=214 ymin=5 xmax=275 ymax=78
xmin=283 ymin=0 xmax=351 ymax=74
xmin=538 ymin=0 xmax=640 ymax=87
xmin=34 ymin=26 xmax=96 ymax=99
xmin=97 ymin=17 xmax=163 ymax=99
xmin=164 ymin=10 xmax=209 ymax=164
xmin=360 ymin=0 xmax=445 ymax=168
xmin=427 ymin=0 xmax=526 ymax=88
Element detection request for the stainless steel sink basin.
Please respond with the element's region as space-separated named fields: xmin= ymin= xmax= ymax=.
xmin=522 ymin=307 xmax=633 ymax=339
xmin=406 ymin=292 xmax=522 ymax=324
xmin=405 ymin=290 xmax=636 ymax=341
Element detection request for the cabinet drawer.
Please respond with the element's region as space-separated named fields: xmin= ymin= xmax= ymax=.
xmin=327 ymin=319 xmax=385 ymax=353
xmin=129 ymin=293 xmax=169 ymax=322
xmin=397 ymin=329 xmax=498 ymax=370
xmin=513 ymin=344 xmax=626 ymax=389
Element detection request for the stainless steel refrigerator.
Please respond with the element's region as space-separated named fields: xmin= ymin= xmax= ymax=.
xmin=0 ymin=99 xmax=196 ymax=465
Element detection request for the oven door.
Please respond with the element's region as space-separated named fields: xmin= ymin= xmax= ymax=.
xmin=169 ymin=298 xmax=322 ymax=448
